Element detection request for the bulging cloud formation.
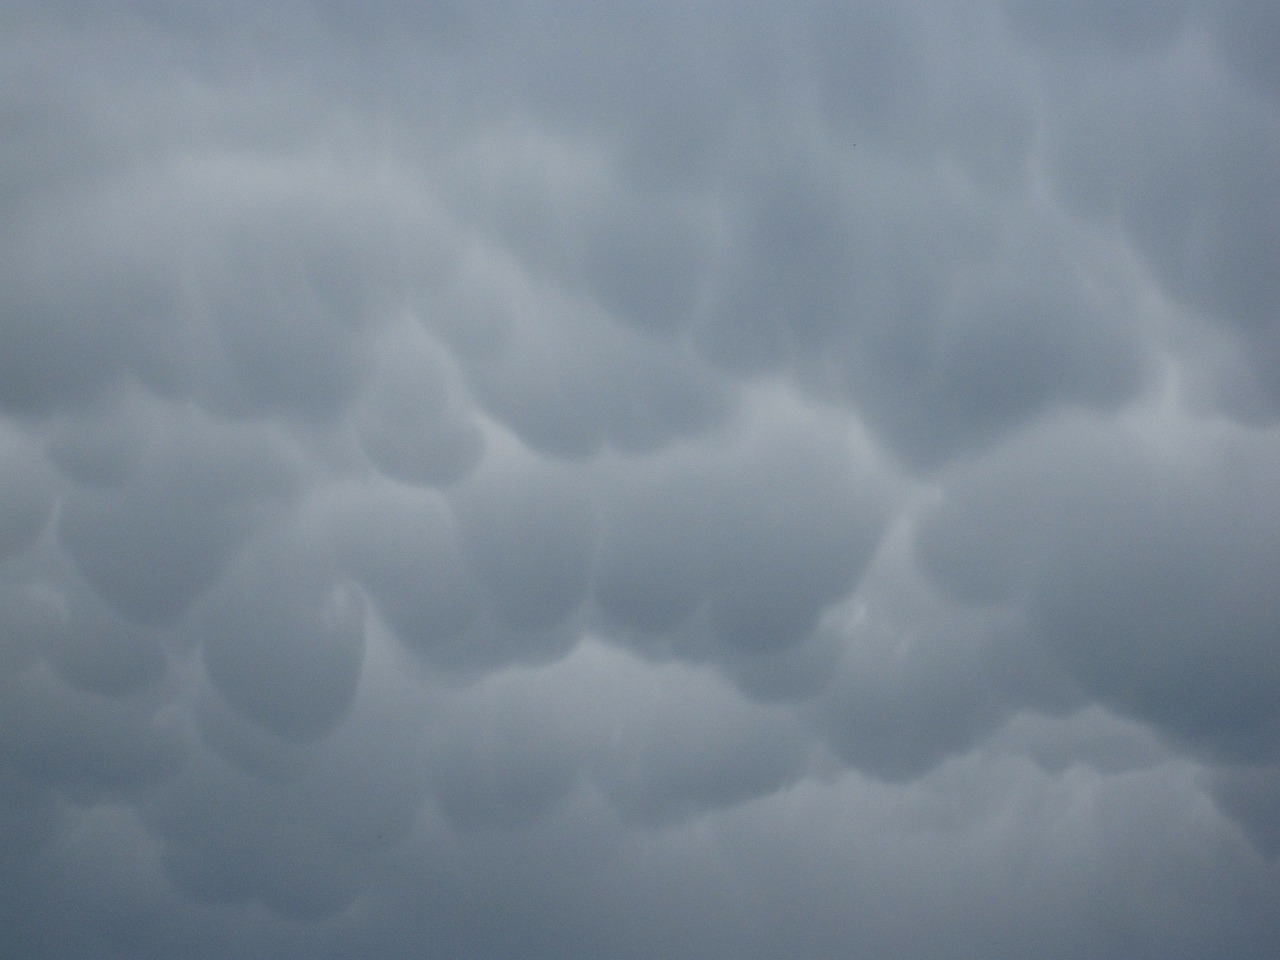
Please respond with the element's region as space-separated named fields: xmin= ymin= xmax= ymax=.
xmin=3 ymin=2 xmax=1279 ymax=957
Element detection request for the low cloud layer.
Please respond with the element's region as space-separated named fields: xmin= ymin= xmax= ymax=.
xmin=3 ymin=2 xmax=1279 ymax=957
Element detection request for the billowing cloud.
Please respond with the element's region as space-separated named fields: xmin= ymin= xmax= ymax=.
xmin=916 ymin=414 xmax=1280 ymax=759
xmin=3 ymin=1 xmax=1280 ymax=957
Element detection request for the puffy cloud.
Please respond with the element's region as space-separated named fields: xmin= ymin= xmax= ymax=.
xmin=1207 ymin=763 xmax=1280 ymax=860
xmin=55 ymin=407 xmax=300 ymax=627
xmin=448 ymin=439 xmax=599 ymax=631
xmin=352 ymin=322 xmax=485 ymax=487
xmin=4 ymin=1 xmax=1280 ymax=956
xmin=1028 ymin=18 xmax=1280 ymax=419
xmin=1006 ymin=0 xmax=1190 ymax=52
xmin=0 ymin=424 xmax=57 ymax=563
xmin=0 ymin=662 xmax=186 ymax=801
xmin=330 ymin=484 xmax=482 ymax=661
xmin=916 ymin=415 xmax=1280 ymax=761
xmin=196 ymin=521 xmax=367 ymax=741
xmin=592 ymin=393 xmax=889 ymax=658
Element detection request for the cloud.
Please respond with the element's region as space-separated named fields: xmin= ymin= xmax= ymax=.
xmin=916 ymin=414 xmax=1280 ymax=761
xmin=55 ymin=406 xmax=300 ymax=627
xmin=0 ymin=424 xmax=57 ymax=563
xmin=197 ymin=523 xmax=366 ymax=741
xmin=3 ymin=1 xmax=1280 ymax=957
xmin=352 ymin=322 xmax=485 ymax=486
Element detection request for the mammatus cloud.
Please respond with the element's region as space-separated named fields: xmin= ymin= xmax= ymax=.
xmin=3 ymin=1 xmax=1279 ymax=957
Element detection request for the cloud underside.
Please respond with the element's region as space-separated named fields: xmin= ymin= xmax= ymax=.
xmin=2 ymin=1 xmax=1279 ymax=957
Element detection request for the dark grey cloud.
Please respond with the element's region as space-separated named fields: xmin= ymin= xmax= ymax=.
xmin=917 ymin=415 xmax=1280 ymax=761
xmin=329 ymin=483 xmax=483 ymax=663
xmin=1007 ymin=0 xmax=1190 ymax=52
xmin=197 ymin=523 xmax=366 ymax=741
xmin=55 ymin=408 xmax=300 ymax=627
xmin=449 ymin=440 xmax=599 ymax=630
xmin=0 ymin=424 xmax=57 ymax=563
xmin=1027 ymin=16 xmax=1280 ymax=420
xmin=0 ymin=661 xmax=185 ymax=802
xmin=4 ymin=1 xmax=1280 ymax=957
xmin=1208 ymin=763 xmax=1280 ymax=859
xmin=352 ymin=323 xmax=485 ymax=486
xmin=1202 ymin=0 xmax=1280 ymax=107
xmin=591 ymin=402 xmax=889 ymax=656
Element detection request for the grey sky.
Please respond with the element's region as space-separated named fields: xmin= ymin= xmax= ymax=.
xmin=3 ymin=1 xmax=1279 ymax=957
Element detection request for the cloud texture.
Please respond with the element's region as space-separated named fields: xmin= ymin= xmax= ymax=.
xmin=3 ymin=2 xmax=1279 ymax=957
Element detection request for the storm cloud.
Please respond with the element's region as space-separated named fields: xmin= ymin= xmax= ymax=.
xmin=3 ymin=1 xmax=1279 ymax=957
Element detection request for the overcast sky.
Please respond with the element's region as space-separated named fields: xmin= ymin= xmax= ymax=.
xmin=3 ymin=1 xmax=1279 ymax=957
